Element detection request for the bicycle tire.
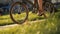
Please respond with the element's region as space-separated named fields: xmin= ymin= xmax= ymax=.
xmin=44 ymin=1 xmax=55 ymax=18
xmin=10 ymin=2 xmax=29 ymax=24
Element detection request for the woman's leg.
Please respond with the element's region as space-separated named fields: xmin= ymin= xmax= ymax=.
xmin=37 ymin=0 xmax=43 ymax=16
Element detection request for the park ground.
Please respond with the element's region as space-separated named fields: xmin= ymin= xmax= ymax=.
xmin=0 ymin=10 xmax=60 ymax=34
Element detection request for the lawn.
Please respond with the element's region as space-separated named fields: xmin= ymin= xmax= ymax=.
xmin=0 ymin=12 xmax=45 ymax=25
xmin=0 ymin=11 xmax=60 ymax=34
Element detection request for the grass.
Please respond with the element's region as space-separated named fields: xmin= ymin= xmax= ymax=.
xmin=0 ymin=15 xmax=14 ymax=25
xmin=0 ymin=11 xmax=60 ymax=34
xmin=0 ymin=12 xmax=44 ymax=25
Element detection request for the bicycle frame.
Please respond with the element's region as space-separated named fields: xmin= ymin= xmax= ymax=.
xmin=21 ymin=0 xmax=39 ymax=12
xmin=21 ymin=0 xmax=48 ymax=10
xmin=22 ymin=0 xmax=38 ymax=7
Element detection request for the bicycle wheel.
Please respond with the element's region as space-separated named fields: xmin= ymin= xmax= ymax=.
xmin=10 ymin=2 xmax=29 ymax=24
xmin=44 ymin=1 xmax=55 ymax=18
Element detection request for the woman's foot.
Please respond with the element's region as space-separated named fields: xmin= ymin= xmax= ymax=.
xmin=37 ymin=10 xmax=44 ymax=16
xmin=37 ymin=13 xmax=43 ymax=16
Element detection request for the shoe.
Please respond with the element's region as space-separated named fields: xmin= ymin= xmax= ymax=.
xmin=37 ymin=10 xmax=44 ymax=16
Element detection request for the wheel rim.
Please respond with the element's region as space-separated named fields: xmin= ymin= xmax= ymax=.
xmin=44 ymin=2 xmax=55 ymax=18
xmin=10 ymin=2 xmax=28 ymax=24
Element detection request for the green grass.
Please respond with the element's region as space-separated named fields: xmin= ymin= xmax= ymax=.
xmin=0 ymin=11 xmax=60 ymax=34
xmin=0 ymin=15 xmax=14 ymax=25
xmin=0 ymin=12 xmax=44 ymax=25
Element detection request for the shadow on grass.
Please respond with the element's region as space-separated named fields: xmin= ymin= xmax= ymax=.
xmin=0 ymin=23 xmax=15 ymax=26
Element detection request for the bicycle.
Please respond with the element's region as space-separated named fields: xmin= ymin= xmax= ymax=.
xmin=10 ymin=0 xmax=55 ymax=24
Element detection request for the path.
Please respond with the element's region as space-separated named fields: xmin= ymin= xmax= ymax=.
xmin=0 ymin=19 xmax=45 ymax=29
